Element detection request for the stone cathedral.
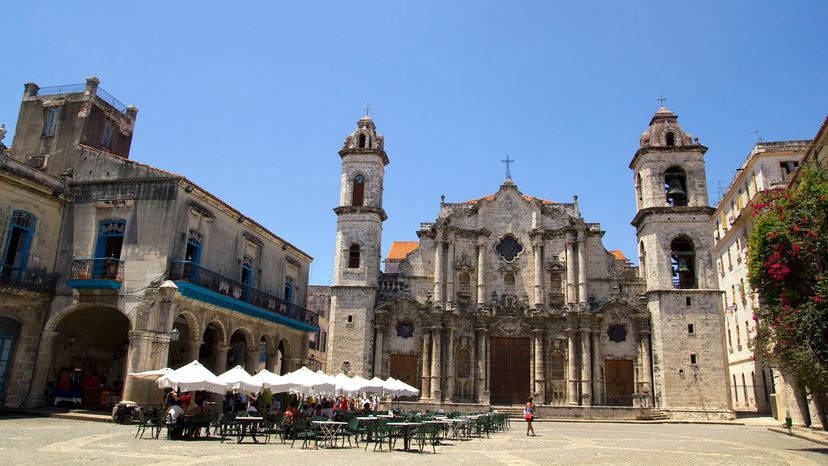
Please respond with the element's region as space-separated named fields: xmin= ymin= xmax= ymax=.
xmin=327 ymin=109 xmax=734 ymax=420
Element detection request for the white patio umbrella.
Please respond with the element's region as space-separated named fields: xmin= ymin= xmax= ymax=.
xmin=251 ymin=369 xmax=285 ymax=389
xmin=157 ymin=360 xmax=227 ymax=394
xmin=128 ymin=367 xmax=173 ymax=380
xmin=218 ymin=365 xmax=262 ymax=393
xmin=334 ymin=373 xmax=362 ymax=396
xmin=281 ymin=366 xmax=336 ymax=396
xmin=362 ymin=376 xmax=386 ymax=394
xmin=383 ymin=377 xmax=420 ymax=397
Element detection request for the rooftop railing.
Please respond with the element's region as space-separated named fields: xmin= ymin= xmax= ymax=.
xmin=95 ymin=87 xmax=128 ymax=114
xmin=0 ymin=265 xmax=57 ymax=293
xmin=36 ymin=83 xmax=86 ymax=96
xmin=169 ymin=261 xmax=319 ymax=328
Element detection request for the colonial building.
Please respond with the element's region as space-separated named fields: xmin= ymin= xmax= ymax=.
xmin=711 ymin=140 xmax=809 ymax=417
xmin=326 ymin=109 xmax=733 ymax=419
xmin=307 ymin=285 xmax=331 ymax=372
xmin=0 ymin=78 xmax=318 ymax=409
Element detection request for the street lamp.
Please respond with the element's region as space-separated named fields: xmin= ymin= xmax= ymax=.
xmin=170 ymin=327 xmax=180 ymax=342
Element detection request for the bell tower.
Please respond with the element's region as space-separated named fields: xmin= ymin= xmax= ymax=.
xmin=327 ymin=114 xmax=388 ymax=377
xmin=630 ymin=106 xmax=733 ymax=417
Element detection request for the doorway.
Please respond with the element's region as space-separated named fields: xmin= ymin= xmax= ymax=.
xmin=489 ymin=337 xmax=530 ymax=405
xmin=605 ymin=359 xmax=634 ymax=406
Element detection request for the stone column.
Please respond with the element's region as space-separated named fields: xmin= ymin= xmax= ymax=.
xmin=476 ymin=240 xmax=486 ymax=307
xmin=566 ymin=328 xmax=579 ymax=405
xmin=565 ymin=233 xmax=577 ymax=304
xmin=245 ymin=350 xmax=259 ymax=371
xmin=476 ymin=326 xmax=489 ymax=404
xmin=591 ymin=329 xmax=601 ymax=405
xmin=373 ymin=324 xmax=385 ymax=378
xmin=532 ymin=329 xmax=545 ymax=403
xmin=185 ymin=339 xmax=202 ymax=365
xmin=580 ymin=327 xmax=592 ymax=406
xmin=431 ymin=326 xmax=443 ymax=401
xmin=213 ymin=345 xmax=229 ymax=374
xmin=123 ymin=330 xmax=169 ymax=406
xmin=446 ymin=237 xmax=455 ymax=309
xmin=639 ymin=330 xmax=653 ymax=407
xmin=421 ymin=332 xmax=431 ymax=399
xmin=577 ymin=231 xmax=588 ymax=304
xmin=433 ymin=238 xmax=444 ymax=308
xmin=266 ymin=351 xmax=277 ymax=372
xmin=26 ymin=330 xmax=58 ymax=408
xmin=445 ymin=326 xmax=455 ymax=401
xmin=533 ymin=243 xmax=544 ymax=307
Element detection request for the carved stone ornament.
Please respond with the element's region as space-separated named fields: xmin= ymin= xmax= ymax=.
xmin=492 ymin=294 xmax=529 ymax=317
xmin=498 ymin=316 xmax=523 ymax=336
xmin=607 ymin=324 xmax=627 ymax=343
xmin=495 ymin=234 xmax=524 ymax=262
xmin=396 ymin=321 xmax=415 ymax=338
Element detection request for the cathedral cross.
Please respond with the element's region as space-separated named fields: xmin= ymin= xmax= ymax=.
xmin=657 ymin=95 xmax=667 ymax=107
xmin=501 ymin=155 xmax=515 ymax=180
xmin=363 ymin=102 xmax=372 ymax=116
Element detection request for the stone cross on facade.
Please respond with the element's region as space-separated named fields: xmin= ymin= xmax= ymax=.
xmin=657 ymin=95 xmax=667 ymax=107
xmin=501 ymin=155 xmax=515 ymax=180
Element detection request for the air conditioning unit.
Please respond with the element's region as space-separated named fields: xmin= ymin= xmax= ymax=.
xmin=27 ymin=155 xmax=47 ymax=169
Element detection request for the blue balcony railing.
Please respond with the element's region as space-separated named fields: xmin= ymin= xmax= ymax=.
xmin=69 ymin=258 xmax=124 ymax=281
xmin=169 ymin=261 xmax=319 ymax=330
xmin=0 ymin=265 xmax=57 ymax=293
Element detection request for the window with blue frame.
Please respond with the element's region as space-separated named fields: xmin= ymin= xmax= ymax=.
xmin=95 ymin=220 xmax=126 ymax=259
xmin=94 ymin=220 xmax=125 ymax=279
xmin=0 ymin=317 xmax=21 ymax=400
xmin=2 ymin=211 xmax=37 ymax=279
xmin=42 ymin=107 xmax=60 ymax=137
xmin=241 ymin=256 xmax=254 ymax=287
xmin=284 ymin=276 xmax=294 ymax=303
xmin=185 ymin=230 xmax=202 ymax=265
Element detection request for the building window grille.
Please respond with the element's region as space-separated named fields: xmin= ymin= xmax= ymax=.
xmin=348 ymin=244 xmax=360 ymax=269
xmin=352 ymin=175 xmax=365 ymax=206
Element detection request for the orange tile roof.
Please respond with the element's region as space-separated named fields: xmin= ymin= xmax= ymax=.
xmin=610 ymin=250 xmax=627 ymax=261
xmin=464 ymin=194 xmax=557 ymax=205
xmin=387 ymin=241 xmax=419 ymax=260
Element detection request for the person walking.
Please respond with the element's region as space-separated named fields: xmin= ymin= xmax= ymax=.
xmin=524 ymin=396 xmax=536 ymax=436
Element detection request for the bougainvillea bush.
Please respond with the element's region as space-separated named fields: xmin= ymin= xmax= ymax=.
xmin=749 ymin=166 xmax=828 ymax=424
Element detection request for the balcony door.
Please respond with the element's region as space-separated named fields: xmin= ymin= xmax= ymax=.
xmin=94 ymin=220 xmax=125 ymax=279
xmin=2 ymin=211 xmax=37 ymax=281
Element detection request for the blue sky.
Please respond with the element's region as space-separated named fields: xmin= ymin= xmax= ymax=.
xmin=2 ymin=1 xmax=826 ymax=285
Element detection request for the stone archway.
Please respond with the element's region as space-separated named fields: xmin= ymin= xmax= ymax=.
xmin=49 ymin=307 xmax=132 ymax=408
xmin=258 ymin=334 xmax=277 ymax=373
xmin=168 ymin=311 xmax=200 ymax=369
xmin=199 ymin=320 xmax=228 ymax=374
xmin=227 ymin=327 xmax=255 ymax=371
xmin=277 ymin=339 xmax=292 ymax=375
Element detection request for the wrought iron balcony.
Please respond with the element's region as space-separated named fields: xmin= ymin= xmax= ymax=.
xmin=0 ymin=265 xmax=57 ymax=293
xmin=65 ymin=258 xmax=124 ymax=289
xmin=169 ymin=261 xmax=319 ymax=332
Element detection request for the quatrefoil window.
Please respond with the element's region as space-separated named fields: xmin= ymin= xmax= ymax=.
xmin=495 ymin=234 xmax=524 ymax=262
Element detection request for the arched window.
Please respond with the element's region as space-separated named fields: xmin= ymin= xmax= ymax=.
xmin=348 ymin=244 xmax=360 ymax=269
xmin=664 ymin=166 xmax=688 ymax=207
xmin=351 ymin=175 xmax=365 ymax=207
xmin=358 ymin=133 xmax=367 ymax=148
xmin=733 ymin=374 xmax=739 ymax=402
xmin=670 ymin=237 xmax=696 ymax=289
xmin=639 ymin=241 xmax=647 ymax=280
xmin=742 ymin=373 xmax=749 ymax=405
xmin=635 ymin=173 xmax=643 ymax=203
xmin=665 ymin=131 xmax=676 ymax=147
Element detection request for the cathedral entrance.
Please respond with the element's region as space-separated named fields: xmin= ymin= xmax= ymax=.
xmin=489 ymin=337 xmax=530 ymax=405
xmin=389 ymin=354 xmax=419 ymax=392
xmin=605 ymin=359 xmax=634 ymax=406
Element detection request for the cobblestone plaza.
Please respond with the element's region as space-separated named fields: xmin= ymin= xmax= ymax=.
xmin=0 ymin=417 xmax=825 ymax=465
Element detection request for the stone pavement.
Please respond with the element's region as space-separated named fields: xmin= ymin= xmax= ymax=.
xmin=0 ymin=416 xmax=826 ymax=465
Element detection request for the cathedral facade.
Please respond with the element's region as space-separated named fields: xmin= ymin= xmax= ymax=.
xmin=327 ymin=109 xmax=733 ymax=419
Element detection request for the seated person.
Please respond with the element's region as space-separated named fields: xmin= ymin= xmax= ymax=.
xmin=361 ymin=402 xmax=372 ymax=416
xmin=166 ymin=400 xmax=186 ymax=440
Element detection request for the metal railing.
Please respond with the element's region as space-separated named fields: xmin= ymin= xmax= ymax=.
xmin=95 ymin=87 xmax=128 ymax=114
xmin=0 ymin=265 xmax=57 ymax=293
xmin=672 ymin=275 xmax=696 ymax=289
xmin=70 ymin=257 xmax=124 ymax=281
xmin=169 ymin=261 xmax=319 ymax=328
xmin=36 ymin=83 xmax=86 ymax=96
